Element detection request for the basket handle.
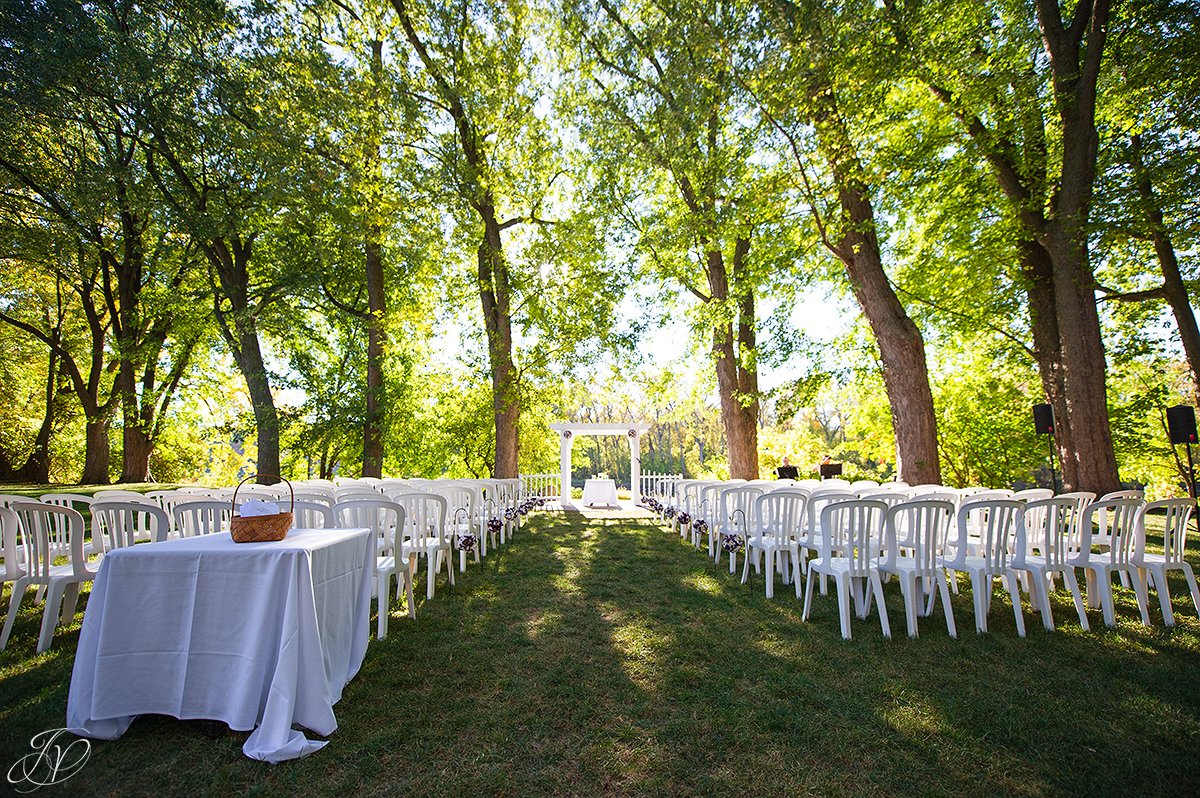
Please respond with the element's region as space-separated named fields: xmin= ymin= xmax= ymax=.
xmin=231 ymin=473 xmax=294 ymax=515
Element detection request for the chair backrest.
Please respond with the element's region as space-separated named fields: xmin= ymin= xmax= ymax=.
xmin=857 ymin=490 xmax=909 ymax=509
xmin=1137 ymin=498 xmax=1195 ymax=566
xmin=39 ymin=493 xmax=94 ymax=511
xmin=805 ymin=489 xmax=856 ymax=534
xmin=719 ymin=485 xmax=765 ymax=531
xmin=1099 ymin=489 xmax=1144 ymax=502
xmin=849 ymin=480 xmax=879 ymax=491
xmin=333 ymin=498 xmax=405 ymax=555
xmin=698 ymin=483 xmax=725 ymax=522
xmin=821 ymin=478 xmax=852 ymax=490
xmin=962 ymin=489 xmax=1015 ymax=503
xmin=172 ymin=500 xmax=231 ymax=537
xmin=753 ymin=489 xmax=808 ymax=544
xmin=292 ymin=491 xmax=335 ymax=507
xmin=1084 ymin=497 xmax=1144 ymax=564
xmin=820 ymin=499 xmax=888 ymax=575
xmin=1020 ymin=497 xmax=1082 ymax=569
xmin=953 ymin=499 xmax=1025 ymax=573
xmin=292 ymin=500 xmax=335 ymax=530
xmin=1 ymin=506 xmax=24 ymax=580
xmin=434 ymin=484 xmax=475 ymax=524
xmin=1012 ymin=488 xmax=1054 ymax=502
xmin=883 ymin=499 xmax=955 ymax=576
xmin=12 ymin=502 xmax=89 ymax=581
xmin=39 ymin=492 xmax=103 ymax=555
xmin=390 ymin=492 xmax=449 ymax=553
xmin=91 ymin=501 xmax=170 ymax=548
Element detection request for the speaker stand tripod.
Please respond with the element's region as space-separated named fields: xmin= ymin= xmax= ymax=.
xmin=1046 ymin=434 xmax=1058 ymax=493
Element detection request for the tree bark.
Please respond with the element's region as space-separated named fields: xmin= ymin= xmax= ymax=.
xmin=210 ymin=237 xmax=281 ymax=483
xmin=479 ymin=206 xmax=520 ymax=478
xmin=362 ymin=37 xmax=387 ymax=478
xmin=810 ymin=85 xmax=941 ymax=484
xmin=707 ymin=241 xmax=760 ymax=480
xmin=1128 ymin=134 xmax=1200 ymax=404
xmin=81 ymin=416 xmax=111 ymax=483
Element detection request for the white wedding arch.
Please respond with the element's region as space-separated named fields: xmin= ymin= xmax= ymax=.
xmin=549 ymin=422 xmax=652 ymax=503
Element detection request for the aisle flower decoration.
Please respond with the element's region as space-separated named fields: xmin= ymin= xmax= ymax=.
xmin=694 ymin=518 xmax=708 ymax=537
xmin=676 ymin=511 xmax=691 ymax=527
xmin=722 ymin=533 xmax=745 ymax=554
xmin=664 ymin=505 xmax=677 ymax=519
xmin=487 ymin=517 xmax=504 ymax=536
xmin=455 ymin=531 xmax=477 ymax=551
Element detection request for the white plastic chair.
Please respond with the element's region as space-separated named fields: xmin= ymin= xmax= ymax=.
xmin=1069 ymin=498 xmax=1151 ymax=627
xmin=940 ymin=499 xmax=1027 ymax=636
xmin=741 ymin=489 xmax=807 ymax=599
xmin=1 ymin=503 xmax=97 ymax=653
xmin=333 ymin=498 xmax=414 ymax=637
xmin=435 ymin=484 xmax=481 ymax=572
xmin=91 ymin=501 xmax=170 ymax=549
xmin=1012 ymin=488 xmax=1054 ymax=503
xmin=1011 ymin=498 xmax=1090 ymax=631
xmin=1133 ymin=498 xmax=1199 ymax=627
xmin=39 ymin=493 xmax=103 ymax=560
xmin=391 ymin=492 xmax=453 ymax=600
xmin=878 ymin=499 xmax=957 ymax=638
xmin=797 ymin=489 xmax=856 ymax=587
xmin=715 ymin=485 xmax=765 ymax=573
xmin=1 ymin=506 xmax=26 ymax=614
xmin=802 ymin=499 xmax=891 ymax=640
xmin=172 ymin=500 xmax=232 ymax=537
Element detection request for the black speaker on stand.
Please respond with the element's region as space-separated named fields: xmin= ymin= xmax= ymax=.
xmin=1033 ymin=403 xmax=1057 ymax=491
xmin=1167 ymin=404 xmax=1198 ymax=499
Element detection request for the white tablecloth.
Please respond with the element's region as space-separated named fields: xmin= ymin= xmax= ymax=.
xmin=582 ymin=478 xmax=619 ymax=507
xmin=67 ymin=528 xmax=374 ymax=763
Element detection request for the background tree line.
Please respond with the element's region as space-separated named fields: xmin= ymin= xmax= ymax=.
xmin=0 ymin=0 xmax=1196 ymax=496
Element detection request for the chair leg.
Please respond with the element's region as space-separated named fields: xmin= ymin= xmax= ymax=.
xmin=460 ymin=550 xmax=467 ymax=573
xmin=405 ymin=571 xmax=416 ymax=619
xmin=0 ymin=579 xmax=30 ymax=651
xmin=1182 ymin=564 xmax=1200 ymax=617
xmin=972 ymin=573 xmax=987 ymax=634
xmin=900 ymin=574 xmax=918 ymax=638
xmin=377 ymin=573 xmax=391 ymax=640
xmin=741 ymin=546 xmax=752 ymax=585
xmin=1033 ymin=572 xmax=1055 ymax=631
xmin=60 ymin=583 xmax=82 ymax=626
xmin=426 ymin=556 xmax=437 ymax=600
xmin=836 ymin=575 xmax=853 ymax=640
xmin=802 ymin=569 xmax=816 ymax=621
xmin=792 ymin=550 xmax=804 ymax=600
xmin=1004 ymin=572 xmax=1026 ymax=638
xmin=1062 ymin=567 xmax=1090 ymax=631
xmin=1149 ymin=567 xmax=1174 ymax=627
xmin=447 ymin=549 xmax=456 ymax=587
xmin=1129 ymin=567 xmax=1151 ymax=626
xmin=936 ymin=571 xmax=957 ymax=638
xmin=37 ymin=582 xmax=67 ymax=654
xmin=765 ymin=550 xmax=775 ymax=599
xmin=1096 ymin=569 xmax=1116 ymax=627
xmin=871 ymin=572 xmax=891 ymax=640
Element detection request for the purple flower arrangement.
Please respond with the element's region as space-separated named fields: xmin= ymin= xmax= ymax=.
xmin=504 ymin=507 xmax=518 ymax=521
xmin=721 ymin=533 xmax=745 ymax=554
xmin=664 ymin=505 xmax=677 ymax=519
xmin=676 ymin=512 xmax=691 ymax=526
xmin=455 ymin=532 xmax=477 ymax=551
xmin=487 ymin=517 xmax=503 ymax=535
xmin=694 ymin=519 xmax=708 ymax=536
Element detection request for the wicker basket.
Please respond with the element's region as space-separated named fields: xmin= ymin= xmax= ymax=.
xmin=229 ymin=474 xmax=294 ymax=543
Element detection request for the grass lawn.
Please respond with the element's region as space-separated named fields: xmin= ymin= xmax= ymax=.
xmin=2 ymin=507 xmax=1200 ymax=796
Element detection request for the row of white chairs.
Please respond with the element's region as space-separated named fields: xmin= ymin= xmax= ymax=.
xmin=0 ymin=477 xmax=550 ymax=652
xmin=646 ymin=481 xmax=1199 ymax=640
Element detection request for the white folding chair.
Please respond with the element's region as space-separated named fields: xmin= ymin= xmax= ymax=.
xmin=172 ymin=500 xmax=232 ymax=537
xmin=1134 ymin=498 xmax=1200 ymax=626
xmin=1 ymin=502 xmax=97 ymax=653
xmin=1012 ymin=498 xmax=1090 ymax=631
xmin=802 ymin=499 xmax=891 ymax=640
xmin=742 ymin=489 xmax=807 ymax=599
xmin=940 ymin=499 xmax=1027 ymax=636
xmin=91 ymin=501 xmax=170 ymax=549
xmin=878 ymin=499 xmax=957 ymax=638
xmin=334 ymin=498 xmax=413 ymax=638
xmin=1069 ymin=498 xmax=1151 ymax=628
xmin=292 ymin=500 xmax=335 ymax=530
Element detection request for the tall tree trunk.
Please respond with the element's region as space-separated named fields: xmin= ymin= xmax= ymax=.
xmin=707 ymin=240 xmax=760 ymax=480
xmin=81 ymin=416 xmax=111 ymax=484
xmin=118 ymin=363 xmax=152 ymax=482
xmin=362 ymin=37 xmax=387 ymax=478
xmin=1129 ymin=134 xmax=1200 ymax=404
xmin=15 ymin=348 xmax=60 ymax=483
xmin=211 ymin=238 xmax=281 ymax=483
xmin=811 ymin=91 xmax=941 ymax=484
xmin=479 ymin=207 xmax=520 ymax=478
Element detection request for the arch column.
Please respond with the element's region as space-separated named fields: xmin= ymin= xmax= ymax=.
xmin=628 ymin=430 xmax=642 ymax=503
xmin=559 ymin=431 xmax=573 ymax=502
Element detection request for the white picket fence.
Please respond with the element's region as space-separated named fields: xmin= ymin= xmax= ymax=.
xmin=639 ymin=471 xmax=682 ymax=505
xmin=520 ymin=473 xmax=562 ymax=500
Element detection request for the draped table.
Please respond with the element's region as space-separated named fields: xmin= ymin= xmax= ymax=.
xmin=582 ymin=478 xmax=620 ymax=508
xmin=67 ymin=527 xmax=374 ymax=763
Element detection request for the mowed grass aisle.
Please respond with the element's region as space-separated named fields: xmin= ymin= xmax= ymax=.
xmin=3 ymin=509 xmax=1200 ymax=796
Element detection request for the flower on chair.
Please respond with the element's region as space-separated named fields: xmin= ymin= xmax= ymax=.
xmin=455 ymin=532 xmax=477 ymax=551
xmin=487 ymin=517 xmax=504 ymax=535
xmin=664 ymin=505 xmax=677 ymax=519
xmin=722 ymin=533 xmax=745 ymax=554
xmin=504 ymin=507 xmax=518 ymax=521
xmin=676 ymin=512 xmax=691 ymax=526
xmin=694 ymin=518 xmax=708 ymax=536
